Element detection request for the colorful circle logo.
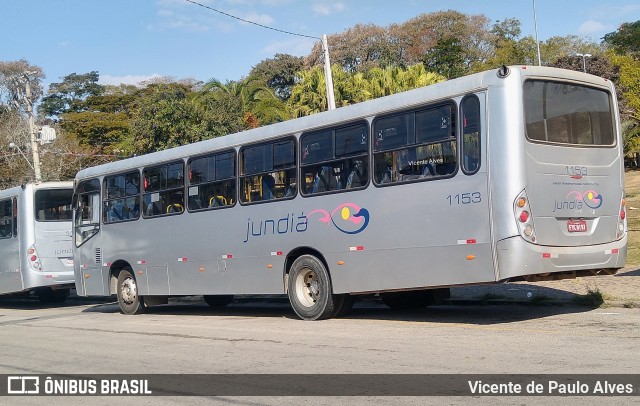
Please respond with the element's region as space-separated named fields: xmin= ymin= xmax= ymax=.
xmin=307 ymin=203 xmax=370 ymax=235
xmin=583 ymin=190 xmax=603 ymax=209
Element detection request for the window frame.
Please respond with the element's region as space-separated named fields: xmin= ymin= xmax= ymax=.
xmin=187 ymin=149 xmax=237 ymax=212
xmin=142 ymin=160 xmax=185 ymax=218
xmin=372 ymin=101 xmax=458 ymax=187
xmin=300 ymin=120 xmax=370 ymax=197
xmin=103 ymin=170 xmax=141 ymax=224
xmin=74 ymin=178 xmax=101 ymax=247
xmin=523 ymin=79 xmax=616 ymax=148
xmin=239 ymin=136 xmax=298 ymax=205
xmin=460 ymin=94 xmax=481 ymax=176
xmin=34 ymin=188 xmax=74 ymax=222
xmin=0 ymin=198 xmax=14 ymax=239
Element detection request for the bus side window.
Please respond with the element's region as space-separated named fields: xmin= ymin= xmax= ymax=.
xmin=240 ymin=138 xmax=296 ymax=204
xmin=142 ymin=162 xmax=184 ymax=218
xmin=0 ymin=199 xmax=12 ymax=239
xmin=188 ymin=151 xmax=237 ymax=212
xmin=461 ymin=94 xmax=481 ymax=175
xmin=104 ymin=171 xmax=140 ymax=223
xmin=373 ymin=103 xmax=457 ymax=186
xmin=301 ymin=122 xmax=368 ymax=196
xmin=12 ymin=197 xmax=17 ymax=237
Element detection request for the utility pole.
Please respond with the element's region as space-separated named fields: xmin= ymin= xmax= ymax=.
xmin=322 ymin=34 xmax=336 ymax=111
xmin=21 ymin=72 xmax=42 ymax=182
xmin=532 ymin=0 xmax=542 ymax=66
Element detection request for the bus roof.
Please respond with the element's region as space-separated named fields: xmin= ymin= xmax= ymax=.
xmin=74 ymin=65 xmax=611 ymax=181
xmin=0 ymin=181 xmax=74 ymax=200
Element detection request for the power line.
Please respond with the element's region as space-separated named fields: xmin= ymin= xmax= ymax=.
xmin=183 ymin=0 xmax=320 ymax=40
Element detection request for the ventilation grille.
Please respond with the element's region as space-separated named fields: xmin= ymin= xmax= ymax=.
xmin=95 ymin=248 xmax=102 ymax=265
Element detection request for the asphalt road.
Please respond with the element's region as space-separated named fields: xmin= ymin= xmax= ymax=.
xmin=0 ymin=296 xmax=639 ymax=405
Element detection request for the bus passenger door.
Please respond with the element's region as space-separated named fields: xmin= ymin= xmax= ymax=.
xmin=454 ymin=94 xmax=494 ymax=282
xmin=74 ymin=188 xmax=108 ymax=296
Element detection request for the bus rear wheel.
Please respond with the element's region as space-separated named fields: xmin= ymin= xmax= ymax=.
xmin=117 ymin=268 xmax=146 ymax=315
xmin=288 ymin=255 xmax=338 ymax=320
xmin=332 ymin=294 xmax=354 ymax=318
xmin=203 ymin=295 xmax=234 ymax=307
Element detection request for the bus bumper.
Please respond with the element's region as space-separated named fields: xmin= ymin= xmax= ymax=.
xmin=495 ymin=234 xmax=628 ymax=281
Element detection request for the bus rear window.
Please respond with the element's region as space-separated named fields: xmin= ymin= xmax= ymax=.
xmin=35 ymin=189 xmax=73 ymax=221
xmin=523 ymin=80 xmax=615 ymax=146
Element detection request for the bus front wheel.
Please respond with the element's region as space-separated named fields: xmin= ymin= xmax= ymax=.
xmin=288 ymin=255 xmax=338 ymax=320
xmin=117 ymin=268 xmax=146 ymax=315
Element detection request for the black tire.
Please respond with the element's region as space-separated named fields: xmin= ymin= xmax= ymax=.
xmin=287 ymin=255 xmax=338 ymax=320
xmin=332 ymin=294 xmax=354 ymax=318
xmin=38 ymin=288 xmax=69 ymax=304
xmin=203 ymin=295 xmax=234 ymax=307
xmin=116 ymin=268 xmax=146 ymax=315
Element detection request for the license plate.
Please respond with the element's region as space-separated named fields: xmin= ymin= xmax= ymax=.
xmin=567 ymin=220 xmax=587 ymax=233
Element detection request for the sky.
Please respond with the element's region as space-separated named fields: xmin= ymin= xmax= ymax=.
xmin=2 ymin=0 xmax=640 ymax=89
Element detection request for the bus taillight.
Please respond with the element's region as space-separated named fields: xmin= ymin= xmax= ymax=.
xmin=27 ymin=245 xmax=43 ymax=271
xmin=617 ymin=195 xmax=627 ymax=239
xmin=514 ymin=190 xmax=536 ymax=243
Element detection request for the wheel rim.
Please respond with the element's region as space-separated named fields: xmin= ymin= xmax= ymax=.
xmin=294 ymin=267 xmax=320 ymax=308
xmin=120 ymin=276 xmax=137 ymax=306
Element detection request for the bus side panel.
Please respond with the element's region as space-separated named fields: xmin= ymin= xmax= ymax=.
xmin=0 ymin=234 xmax=22 ymax=295
xmin=312 ymin=173 xmax=495 ymax=294
xmin=75 ymin=231 xmax=108 ymax=296
xmin=330 ymin=242 xmax=495 ymax=294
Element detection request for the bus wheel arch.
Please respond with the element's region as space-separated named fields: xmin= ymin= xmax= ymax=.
xmin=115 ymin=265 xmax=146 ymax=315
xmin=283 ymin=247 xmax=330 ymax=294
xmin=285 ymin=249 xmax=339 ymax=320
xmin=109 ymin=260 xmax=133 ymax=295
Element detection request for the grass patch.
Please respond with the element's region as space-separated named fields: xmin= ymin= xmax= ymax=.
xmin=624 ymin=171 xmax=640 ymax=267
xmin=623 ymin=301 xmax=638 ymax=309
xmin=572 ymin=287 xmax=605 ymax=307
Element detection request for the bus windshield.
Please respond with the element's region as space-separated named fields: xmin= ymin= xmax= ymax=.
xmin=35 ymin=189 xmax=73 ymax=221
xmin=523 ymin=80 xmax=615 ymax=146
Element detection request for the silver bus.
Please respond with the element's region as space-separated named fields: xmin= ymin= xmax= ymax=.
xmin=72 ymin=66 xmax=627 ymax=320
xmin=0 ymin=182 xmax=74 ymax=302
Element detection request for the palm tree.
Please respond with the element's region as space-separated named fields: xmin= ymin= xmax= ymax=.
xmin=288 ymin=67 xmax=327 ymax=117
xmin=199 ymin=78 xmax=290 ymax=129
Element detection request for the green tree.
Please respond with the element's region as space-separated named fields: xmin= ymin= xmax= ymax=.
xmin=0 ymin=109 xmax=32 ymax=187
xmin=200 ymin=78 xmax=289 ymax=128
xmin=61 ymin=85 xmax=136 ymax=155
xmin=249 ymin=54 xmax=304 ymax=101
xmin=541 ymin=35 xmax=603 ymax=65
xmin=603 ymin=21 xmax=640 ymax=58
xmin=39 ymin=71 xmax=103 ymax=117
xmin=609 ymin=53 xmax=640 ymax=121
xmin=0 ymin=59 xmax=46 ymax=112
xmin=288 ymin=67 xmax=328 ymax=117
xmin=422 ymin=36 xmax=467 ymax=79
xmin=288 ymin=64 xmax=445 ymax=117
xmin=130 ymin=82 xmax=204 ymax=154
